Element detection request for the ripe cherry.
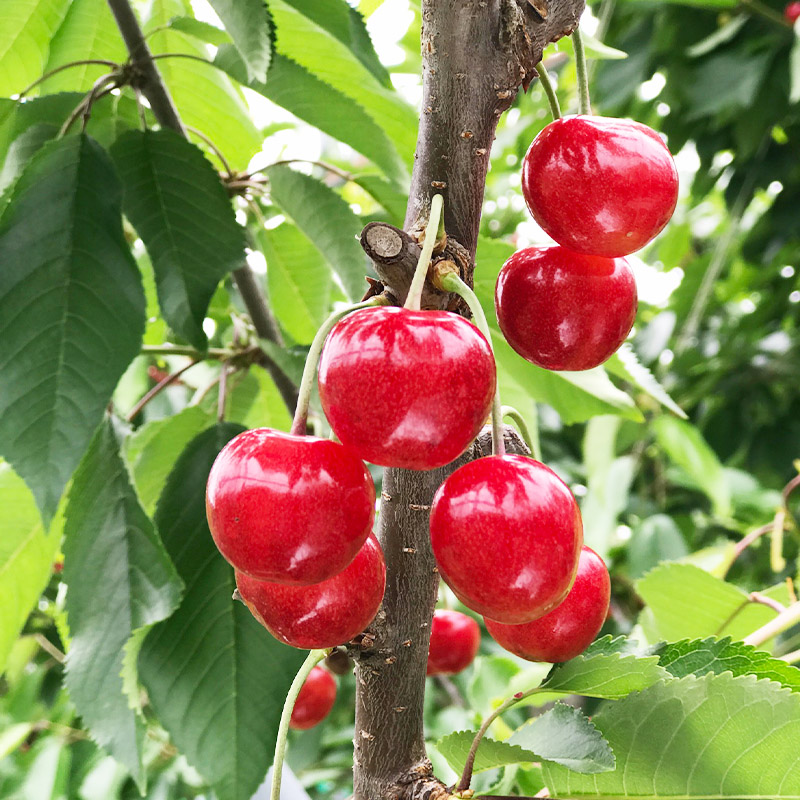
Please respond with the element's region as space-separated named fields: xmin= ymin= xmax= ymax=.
xmin=206 ymin=428 xmax=375 ymax=584
xmin=495 ymin=246 xmax=637 ymax=371
xmin=236 ymin=533 xmax=386 ymax=649
xmin=521 ymin=116 xmax=678 ymax=257
xmin=785 ymin=1 xmax=800 ymax=22
xmin=430 ymin=455 xmax=583 ymax=624
xmin=427 ymin=609 xmax=481 ymax=676
xmin=290 ymin=666 xmax=337 ymax=730
xmin=318 ymin=307 xmax=496 ymax=470
xmin=485 ymin=546 xmax=611 ymax=663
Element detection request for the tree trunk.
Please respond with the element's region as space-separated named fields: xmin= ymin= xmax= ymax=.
xmin=353 ymin=1 xmax=584 ymax=799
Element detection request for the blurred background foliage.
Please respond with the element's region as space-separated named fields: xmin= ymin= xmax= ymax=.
xmin=0 ymin=0 xmax=799 ymax=797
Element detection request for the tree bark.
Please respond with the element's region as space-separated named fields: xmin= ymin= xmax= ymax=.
xmin=353 ymin=1 xmax=584 ymax=799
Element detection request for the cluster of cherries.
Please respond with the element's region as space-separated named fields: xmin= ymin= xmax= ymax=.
xmin=205 ymin=111 xmax=679 ymax=729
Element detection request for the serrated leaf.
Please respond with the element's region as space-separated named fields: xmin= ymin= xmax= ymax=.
xmin=266 ymin=164 xmax=372 ymax=300
xmin=256 ymin=223 xmax=331 ymax=344
xmin=166 ymin=15 xmax=230 ymax=45
xmin=138 ymin=425 xmax=307 ymax=800
xmin=0 ymin=135 xmax=145 ymax=524
xmin=637 ymin=563 xmax=789 ymax=643
xmin=0 ymin=0 xmax=69 ymax=96
xmin=544 ymin=672 xmax=800 ymax=797
xmin=110 ymin=129 xmax=246 ymax=351
xmin=123 ymin=405 xmax=213 ymax=514
xmin=0 ymin=464 xmax=63 ymax=675
xmin=207 ymin=0 xmax=272 ymax=82
xmin=654 ymin=637 xmax=800 ymax=691
xmin=606 ymin=344 xmax=687 ymax=418
xmin=63 ymin=418 xmax=183 ymax=788
xmin=41 ymin=0 xmax=127 ymax=93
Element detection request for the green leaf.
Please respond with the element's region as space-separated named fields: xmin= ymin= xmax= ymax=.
xmin=145 ymin=0 xmax=261 ymax=170
xmin=0 ymin=135 xmax=145 ymax=524
xmin=353 ymin=173 xmax=408 ymax=223
xmin=0 ymin=0 xmax=69 ymax=96
xmin=621 ymin=0 xmax=736 ymax=6
xmin=63 ymin=418 xmax=183 ymax=788
xmin=0 ymin=121 xmax=58 ymax=196
xmin=41 ymin=0 xmax=127 ymax=93
xmin=110 ymin=130 xmax=246 ymax=351
xmin=544 ymin=673 xmax=800 ymax=797
xmin=166 ymin=16 xmax=232 ymax=46
xmin=266 ymin=0 xmax=417 ymax=163
xmin=628 ymin=514 xmax=689 ymax=579
xmin=0 ymin=465 xmax=63 ymax=675
xmin=653 ymin=637 xmax=800 ymax=691
xmin=606 ymin=344 xmax=687 ymax=418
xmin=637 ymin=563 xmax=789 ymax=643
xmin=579 ymin=31 xmax=628 ymax=60
xmin=256 ymin=224 xmax=331 ymax=344
xmin=207 ymin=0 xmax=272 ymax=82
xmin=240 ymin=367 xmax=293 ymax=432
xmin=653 ymin=416 xmax=731 ymax=516
xmin=138 ymin=425 xmax=307 ymax=800
xmin=266 ymin=164 xmax=372 ymax=300
xmin=508 ymin=704 xmax=615 ymax=773
xmin=686 ymin=15 xmax=747 ymax=58
xmin=467 ymin=655 xmax=521 ymax=714
xmin=123 ymin=405 xmax=213 ymax=515
xmin=435 ymin=730 xmax=536 ymax=775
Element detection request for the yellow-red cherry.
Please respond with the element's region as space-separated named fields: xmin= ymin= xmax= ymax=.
xmin=236 ymin=533 xmax=386 ymax=650
xmin=522 ymin=116 xmax=678 ymax=257
xmin=290 ymin=667 xmax=337 ymax=730
xmin=485 ymin=546 xmax=610 ymax=663
xmin=495 ymin=246 xmax=637 ymax=371
xmin=430 ymin=455 xmax=583 ymax=624
xmin=427 ymin=609 xmax=481 ymax=676
xmin=318 ymin=307 xmax=496 ymax=470
xmin=206 ymin=428 xmax=375 ymax=584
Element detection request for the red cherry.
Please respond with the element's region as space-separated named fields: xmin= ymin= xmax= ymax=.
xmin=521 ymin=116 xmax=678 ymax=257
xmin=318 ymin=307 xmax=496 ymax=470
xmin=236 ymin=533 xmax=386 ymax=649
xmin=206 ymin=428 xmax=375 ymax=584
xmin=427 ymin=610 xmax=481 ymax=676
xmin=290 ymin=666 xmax=337 ymax=730
xmin=485 ymin=546 xmax=610 ymax=662
xmin=495 ymin=246 xmax=637 ymax=371
xmin=785 ymin=1 xmax=800 ymax=22
xmin=430 ymin=455 xmax=583 ymax=624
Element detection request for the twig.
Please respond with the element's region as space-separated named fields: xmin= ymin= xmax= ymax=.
xmin=16 ymin=60 xmax=120 ymax=97
xmin=744 ymin=600 xmax=800 ymax=648
xmin=35 ymin=633 xmax=65 ymax=664
xmin=185 ymin=125 xmax=234 ymax=177
xmin=126 ymin=360 xmax=198 ymax=422
xmin=248 ymin=159 xmax=357 ymax=184
xmin=141 ymin=344 xmax=235 ymax=358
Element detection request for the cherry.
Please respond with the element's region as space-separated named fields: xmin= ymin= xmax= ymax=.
xmin=485 ymin=546 xmax=610 ymax=663
xmin=495 ymin=245 xmax=637 ymax=371
xmin=290 ymin=666 xmax=337 ymax=730
xmin=206 ymin=428 xmax=375 ymax=584
xmin=785 ymin=1 xmax=800 ymax=22
xmin=427 ymin=609 xmax=481 ymax=676
xmin=521 ymin=116 xmax=678 ymax=258
xmin=318 ymin=307 xmax=496 ymax=470
xmin=430 ymin=455 xmax=583 ymax=624
xmin=236 ymin=533 xmax=386 ymax=649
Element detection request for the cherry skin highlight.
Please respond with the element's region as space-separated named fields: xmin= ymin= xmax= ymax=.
xmin=290 ymin=666 xmax=337 ymax=730
xmin=206 ymin=428 xmax=374 ymax=584
xmin=427 ymin=610 xmax=481 ymax=676
xmin=236 ymin=533 xmax=386 ymax=650
xmin=495 ymin=246 xmax=637 ymax=371
xmin=318 ymin=306 xmax=496 ymax=470
xmin=522 ymin=116 xmax=679 ymax=257
xmin=430 ymin=455 xmax=583 ymax=624
xmin=785 ymin=1 xmax=800 ymax=22
xmin=485 ymin=546 xmax=611 ymax=663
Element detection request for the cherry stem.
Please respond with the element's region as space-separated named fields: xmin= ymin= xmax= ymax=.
xmin=743 ymin=600 xmax=800 ymax=648
xmin=270 ymin=649 xmax=328 ymax=800
xmin=780 ymin=647 xmax=800 ymax=664
xmin=501 ymin=405 xmax=541 ymax=461
xmin=125 ymin=359 xmax=198 ymax=422
xmin=572 ymin=26 xmax=591 ymax=116
xmin=404 ymin=194 xmax=444 ymax=312
xmin=185 ymin=125 xmax=233 ymax=177
xmin=290 ymin=296 xmax=388 ymax=436
xmin=437 ymin=272 xmax=504 ymax=457
xmin=534 ymin=61 xmax=561 ymax=120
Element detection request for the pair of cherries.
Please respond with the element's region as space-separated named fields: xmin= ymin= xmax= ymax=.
xmin=496 ymin=116 xmax=679 ymax=372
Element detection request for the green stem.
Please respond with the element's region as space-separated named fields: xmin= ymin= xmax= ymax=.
xmin=271 ymin=650 xmax=328 ymax=800
xmin=437 ymin=272 xmax=504 ymax=457
xmin=572 ymin=27 xmax=591 ymax=116
xmin=404 ymin=194 xmax=444 ymax=311
xmin=501 ymin=405 xmax=541 ymax=461
xmin=290 ymin=297 xmax=387 ymax=436
xmin=534 ymin=61 xmax=561 ymax=120
xmin=743 ymin=600 xmax=800 ymax=648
